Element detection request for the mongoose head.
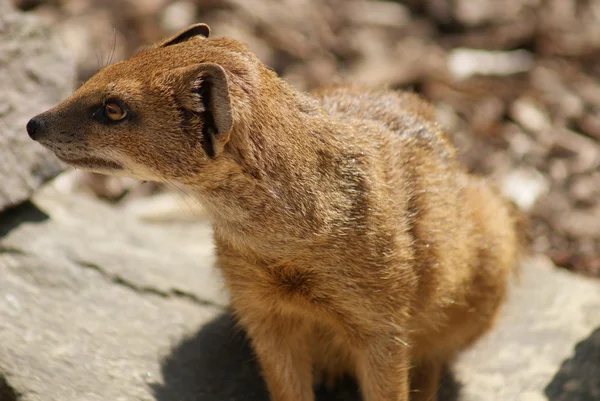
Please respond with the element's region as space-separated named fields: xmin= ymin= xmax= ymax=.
xmin=26 ymin=23 xmax=261 ymax=185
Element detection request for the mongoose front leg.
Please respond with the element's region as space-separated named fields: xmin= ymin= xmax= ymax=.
xmin=355 ymin=337 xmax=411 ymax=401
xmin=409 ymin=359 xmax=442 ymax=401
xmin=243 ymin=318 xmax=315 ymax=401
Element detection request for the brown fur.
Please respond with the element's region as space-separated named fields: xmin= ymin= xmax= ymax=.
xmin=28 ymin=24 xmax=522 ymax=401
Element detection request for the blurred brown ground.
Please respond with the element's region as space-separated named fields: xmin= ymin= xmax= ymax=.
xmin=13 ymin=0 xmax=600 ymax=277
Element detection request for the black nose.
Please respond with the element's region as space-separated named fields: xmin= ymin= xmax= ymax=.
xmin=26 ymin=117 xmax=44 ymax=141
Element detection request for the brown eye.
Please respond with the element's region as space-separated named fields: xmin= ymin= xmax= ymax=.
xmin=104 ymin=102 xmax=127 ymax=121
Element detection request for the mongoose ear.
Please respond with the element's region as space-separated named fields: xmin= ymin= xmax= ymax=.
xmin=172 ymin=63 xmax=232 ymax=158
xmin=156 ymin=23 xmax=210 ymax=48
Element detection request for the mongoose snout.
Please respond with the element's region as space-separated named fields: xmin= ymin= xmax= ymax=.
xmin=26 ymin=116 xmax=44 ymax=141
xmin=29 ymin=23 xmax=523 ymax=401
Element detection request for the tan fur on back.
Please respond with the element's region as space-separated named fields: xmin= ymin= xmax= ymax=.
xmin=29 ymin=24 xmax=523 ymax=401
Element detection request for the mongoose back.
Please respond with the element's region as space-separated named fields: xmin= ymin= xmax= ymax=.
xmin=27 ymin=23 xmax=521 ymax=401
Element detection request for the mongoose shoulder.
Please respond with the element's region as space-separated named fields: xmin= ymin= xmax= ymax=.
xmin=28 ymin=23 xmax=521 ymax=401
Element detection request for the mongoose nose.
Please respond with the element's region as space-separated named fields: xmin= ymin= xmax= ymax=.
xmin=26 ymin=117 xmax=44 ymax=141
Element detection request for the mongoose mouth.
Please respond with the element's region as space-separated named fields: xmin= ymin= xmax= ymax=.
xmin=55 ymin=154 xmax=123 ymax=171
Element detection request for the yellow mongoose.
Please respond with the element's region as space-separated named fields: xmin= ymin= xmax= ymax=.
xmin=27 ymin=23 xmax=521 ymax=401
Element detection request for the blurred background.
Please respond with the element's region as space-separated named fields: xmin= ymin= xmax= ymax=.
xmin=12 ymin=0 xmax=600 ymax=278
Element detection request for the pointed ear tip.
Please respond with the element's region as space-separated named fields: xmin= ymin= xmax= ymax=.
xmin=156 ymin=22 xmax=211 ymax=48
xmin=189 ymin=23 xmax=211 ymax=37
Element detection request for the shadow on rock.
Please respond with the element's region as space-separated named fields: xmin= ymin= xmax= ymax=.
xmin=545 ymin=326 xmax=600 ymax=401
xmin=0 ymin=374 xmax=19 ymax=401
xmin=0 ymin=200 xmax=49 ymax=238
xmin=152 ymin=312 xmax=461 ymax=401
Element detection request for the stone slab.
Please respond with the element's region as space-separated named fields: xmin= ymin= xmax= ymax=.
xmin=454 ymin=256 xmax=600 ymax=401
xmin=0 ymin=0 xmax=73 ymax=212
xmin=0 ymin=185 xmax=224 ymax=401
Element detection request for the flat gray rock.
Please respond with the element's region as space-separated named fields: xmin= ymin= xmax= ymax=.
xmin=0 ymin=0 xmax=73 ymax=212
xmin=0 ymin=185 xmax=225 ymax=401
xmin=1 ymin=183 xmax=598 ymax=401
xmin=27 ymin=185 xmax=227 ymax=307
xmin=454 ymin=256 xmax=600 ymax=401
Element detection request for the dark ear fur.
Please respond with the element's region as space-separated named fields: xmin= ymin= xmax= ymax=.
xmin=156 ymin=23 xmax=210 ymax=48
xmin=171 ymin=63 xmax=232 ymax=158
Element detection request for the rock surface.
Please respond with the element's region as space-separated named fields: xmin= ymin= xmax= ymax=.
xmin=0 ymin=185 xmax=224 ymax=401
xmin=0 ymin=0 xmax=73 ymax=212
xmin=1 ymin=182 xmax=599 ymax=401
xmin=454 ymin=256 xmax=600 ymax=401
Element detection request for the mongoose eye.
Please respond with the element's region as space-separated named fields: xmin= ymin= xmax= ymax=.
xmin=93 ymin=99 xmax=129 ymax=124
xmin=104 ymin=102 xmax=127 ymax=121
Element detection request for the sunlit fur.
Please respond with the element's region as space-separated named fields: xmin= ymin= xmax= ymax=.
xmin=30 ymin=24 xmax=524 ymax=401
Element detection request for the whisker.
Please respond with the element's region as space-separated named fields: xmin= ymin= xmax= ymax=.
xmin=161 ymin=179 xmax=202 ymax=219
xmin=92 ymin=46 xmax=101 ymax=72
xmin=106 ymin=28 xmax=117 ymax=67
xmin=168 ymin=180 xmax=204 ymax=208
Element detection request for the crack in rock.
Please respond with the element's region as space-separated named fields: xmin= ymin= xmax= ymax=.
xmin=75 ymin=260 xmax=223 ymax=309
xmin=0 ymin=246 xmax=25 ymax=255
xmin=0 ymin=374 xmax=19 ymax=401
